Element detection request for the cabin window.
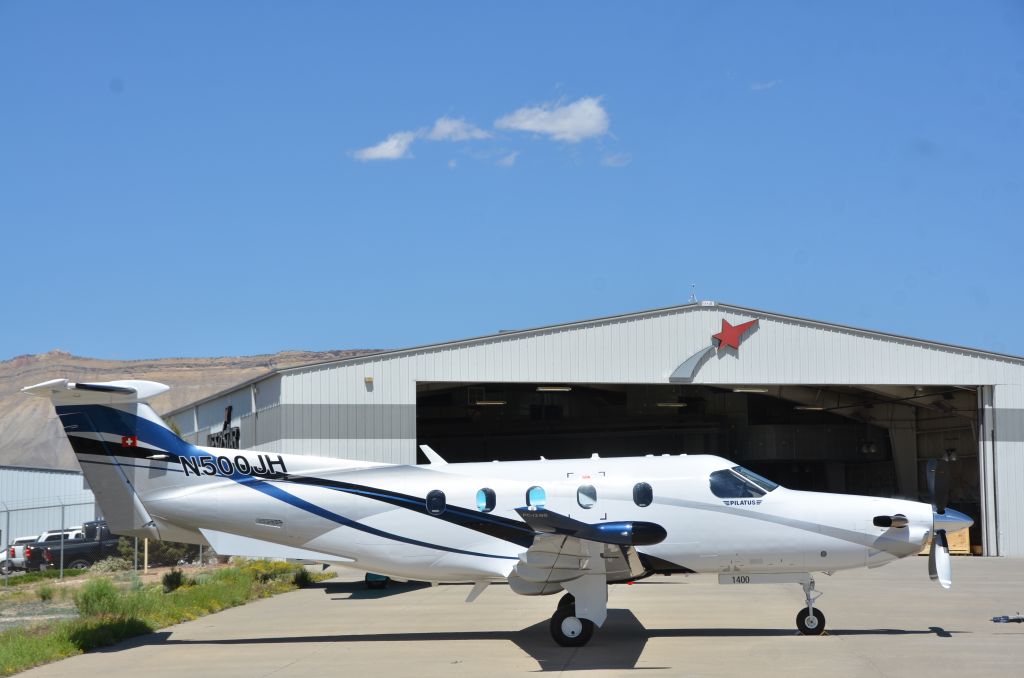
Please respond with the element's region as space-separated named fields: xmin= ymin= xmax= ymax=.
xmin=577 ymin=484 xmax=597 ymax=509
xmin=633 ymin=482 xmax=653 ymax=507
xmin=709 ymin=466 xmax=779 ymax=499
xmin=425 ymin=489 xmax=446 ymax=515
xmin=476 ymin=488 xmax=496 ymax=513
xmin=526 ymin=485 xmax=546 ymax=508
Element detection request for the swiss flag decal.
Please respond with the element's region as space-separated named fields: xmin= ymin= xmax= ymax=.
xmin=121 ymin=435 xmax=138 ymax=448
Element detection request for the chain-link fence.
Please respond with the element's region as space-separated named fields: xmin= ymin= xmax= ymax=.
xmin=1 ymin=499 xmax=98 ymax=586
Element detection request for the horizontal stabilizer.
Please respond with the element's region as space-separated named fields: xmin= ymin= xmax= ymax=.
xmin=22 ymin=378 xmax=170 ymax=404
xmin=199 ymin=529 xmax=354 ymax=563
xmin=515 ymin=507 xmax=667 ymax=546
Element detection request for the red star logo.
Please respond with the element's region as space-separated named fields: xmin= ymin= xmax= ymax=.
xmin=712 ymin=318 xmax=759 ymax=351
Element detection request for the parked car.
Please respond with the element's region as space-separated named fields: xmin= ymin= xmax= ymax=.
xmin=2 ymin=536 xmax=40 ymax=575
xmin=21 ymin=527 xmax=86 ymax=572
xmin=35 ymin=521 xmax=121 ymax=571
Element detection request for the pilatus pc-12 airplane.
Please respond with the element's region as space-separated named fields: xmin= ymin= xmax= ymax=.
xmin=25 ymin=378 xmax=973 ymax=646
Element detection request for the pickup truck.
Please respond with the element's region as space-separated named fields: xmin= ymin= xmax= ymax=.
xmin=26 ymin=521 xmax=120 ymax=571
xmin=5 ymin=528 xmax=83 ymax=574
xmin=2 ymin=536 xmax=39 ymax=575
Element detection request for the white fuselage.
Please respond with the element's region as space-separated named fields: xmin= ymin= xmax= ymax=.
xmin=140 ymin=450 xmax=934 ymax=582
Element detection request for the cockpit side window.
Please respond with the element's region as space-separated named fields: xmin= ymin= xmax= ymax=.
xmin=733 ymin=466 xmax=779 ymax=493
xmin=709 ymin=466 xmax=779 ymax=498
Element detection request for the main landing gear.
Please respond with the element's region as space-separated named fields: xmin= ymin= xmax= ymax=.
xmin=550 ymin=593 xmax=595 ymax=647
xmin=796 ymin=577 xmax=826 ymax=635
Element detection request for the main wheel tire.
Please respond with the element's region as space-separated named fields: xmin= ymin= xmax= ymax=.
xmin=796 ymin=608 xmax=826 ymax=635
xmin=550 ymin=605 xmax=595 ymax=647
xmin=557 ymin=592 xmax=575 ymax=610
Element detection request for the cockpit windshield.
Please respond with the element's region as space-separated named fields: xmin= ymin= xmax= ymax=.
xmin=709 ymin=466 xmax=780 ymax=498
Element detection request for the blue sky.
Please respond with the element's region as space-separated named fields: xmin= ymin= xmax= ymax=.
xmin=2 ymin=1 xmax=1022 ymax=360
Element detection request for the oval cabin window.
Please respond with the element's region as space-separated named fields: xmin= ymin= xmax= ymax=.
xmin=425 ymin=489 xmax=446 ymax=516
xmin=577 ymin=484 xmax=597 ymax=509
xmin=526 ymin=486 xmax=546 ymax=509
xmin=633 ymin=482 xmax=653 ymax=507
xmin=476 ymin=488 xmax=496 ymax=513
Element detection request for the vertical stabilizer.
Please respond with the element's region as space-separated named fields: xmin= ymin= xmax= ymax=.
xmin=22 ymin=379 xmax=184 ymax=539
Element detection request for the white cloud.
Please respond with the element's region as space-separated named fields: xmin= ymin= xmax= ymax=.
xmin=447 ymin=159 xmax=458 ymax=170
xmin=497 ymin=152 xmax=518 ymax=167
xmin=353 ymin=131 xmax=416 ymax=161
xmin=494 ymin=97 xmax=609 ymax=143
xmin=750 ymin=80 xmax=781 ymax=92
xmin=601 ymin=153 xmax=631 ymax=167
xmin=427 ymin=117 xmax=491 ymax=141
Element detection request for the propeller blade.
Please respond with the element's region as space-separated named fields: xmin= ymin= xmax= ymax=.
xmin=929 ymin=530 xmax=951 ymax=589
xmin=927 ymin=459 xmax=950 ymax=514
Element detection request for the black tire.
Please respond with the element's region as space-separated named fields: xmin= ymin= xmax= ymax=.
xmin=557 ymin=592 xmax=575 ymax=611
xmin=796 ymin=607 xmax=826 ymax=635
xmin=550 ymin=605 xmax=595 ymax=647
xmin=0 ymin=560 xmax=12 ymax=576
xmin=67 ymin=559 xmax=91 ymax=570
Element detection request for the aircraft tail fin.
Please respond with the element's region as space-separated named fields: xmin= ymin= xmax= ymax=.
xmin=23 ymin=378 xmax=188 ymax=539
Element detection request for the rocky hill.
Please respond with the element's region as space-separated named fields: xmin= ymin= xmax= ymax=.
xmin=0 ymin=349 xmax=377 ymax=471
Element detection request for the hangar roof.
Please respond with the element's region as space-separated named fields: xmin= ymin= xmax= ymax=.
xmin=164 ymin=301 xmax=1023 ymax=416
xmin=281 ymin=301 xmax=1024 ymax=372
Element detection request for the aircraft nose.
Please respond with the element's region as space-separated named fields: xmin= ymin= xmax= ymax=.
xmin=935 ymin=508 xmax=973 ymax=534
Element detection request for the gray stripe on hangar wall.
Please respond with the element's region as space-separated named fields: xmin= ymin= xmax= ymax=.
xmin=236 ymin=404 xmax=416 ymax=443
xmin=993 ymin=408 xmax=1024 ymax=442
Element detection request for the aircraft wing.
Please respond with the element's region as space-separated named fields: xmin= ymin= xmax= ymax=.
xmin=507 ymin=507 xmax=663 ymax=597
xmin=199 ymin=528 xmax=355 ymax=563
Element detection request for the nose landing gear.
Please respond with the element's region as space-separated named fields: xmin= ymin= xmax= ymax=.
xmin=796 ymin=577 xmax=826 ymax=635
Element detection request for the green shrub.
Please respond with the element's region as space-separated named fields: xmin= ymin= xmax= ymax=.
xmin=36 ymin=585 xmax=56 ymax=602
xmin=240 ymin=559 xmax=296 ymax=583
xmin=162 ymin=568 xmax=186 ymax=593
xmin=91 ymin=556 xmax=133 ymax=573
xmin=73 ymin=578 xmax=120 ymax=617
xmin=293 ymin=568 xmax=314 ymax=588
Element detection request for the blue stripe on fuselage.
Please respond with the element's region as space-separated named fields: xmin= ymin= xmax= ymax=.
xmin=61 ymin=405 xmax=518 ymax=561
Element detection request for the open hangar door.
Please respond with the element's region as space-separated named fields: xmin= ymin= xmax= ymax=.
xmin=417 ymin=382 xmax=981 ymax=547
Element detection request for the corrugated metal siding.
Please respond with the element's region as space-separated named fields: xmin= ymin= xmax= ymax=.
xmin=0 ymin=467 xmax=98 ymax=545
xmin=269 ymin=305 xmax=1024 ymax=468
xmin=992 ymin=384 xmax=1024 ymax=555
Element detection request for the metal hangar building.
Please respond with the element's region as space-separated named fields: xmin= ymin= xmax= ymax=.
xmin=164 ymin=302 xmax=1024 ymax=557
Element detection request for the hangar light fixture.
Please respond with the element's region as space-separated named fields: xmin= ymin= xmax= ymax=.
xmin=537 ymin=386 xmax=572 ymax=392
xmin=474 ymin=400 xmax=507 ymax=406
xmin=794 ymin=405 xmax=824 ymax=411
xmin=656 ymin=402 xmax=688 ymax=408
xmin=733 ymin=387 xmax=769 ymax=393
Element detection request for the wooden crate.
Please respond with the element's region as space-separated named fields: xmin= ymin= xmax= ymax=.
xmin=919 ymin=528 xmax=971 ymax=555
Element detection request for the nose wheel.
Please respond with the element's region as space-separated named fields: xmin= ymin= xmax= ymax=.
xmin=796 ymin=577 xmax=826 ymax=635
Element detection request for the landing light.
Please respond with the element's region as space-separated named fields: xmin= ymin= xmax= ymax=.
xmin=733 ymin=388 xmax=769 ymax=393
xmin=474 ymin=400 xmax=507 ymax=406
xmin=537 ymin=386 xmax=572 ymax=392
xmin=656 ymin=402 xmax=687 ymax=408
xmin=794 ymin=405 xmax=824 ymax=411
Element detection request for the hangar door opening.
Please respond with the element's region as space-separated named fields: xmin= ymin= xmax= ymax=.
xmin=416 ymin=382 xmax=981 ymax=547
